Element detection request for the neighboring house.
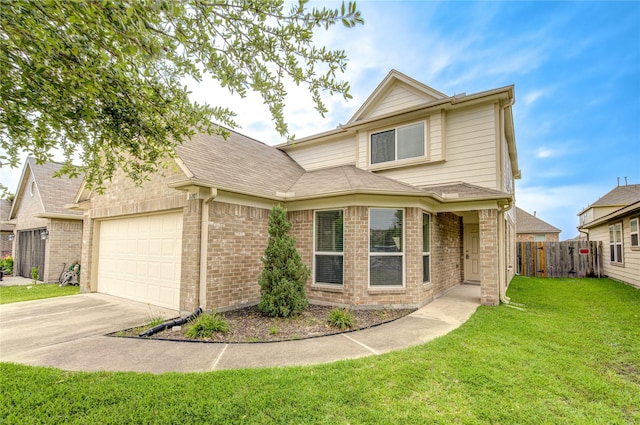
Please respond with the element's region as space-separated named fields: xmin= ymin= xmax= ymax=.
xmin=1 ymin=198 xmax=14 ymax=258
xmin=72 ymin=70 xmax=520 ymax=312
xmin=578 ymin=183 xmax=640 ymax=288
xmin=7 ymin=158 xmax=84 ymax=282
xmin=515 ymin=207 xmax=561 ymax=242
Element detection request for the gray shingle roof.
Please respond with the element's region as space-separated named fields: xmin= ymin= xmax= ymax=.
xmin=419 ymin=182 xmax=510 ymax=200
xmin=175 ymin=131 xmax=304 ymax=199
xmin=515 ymin=207 xmax=560 ymax=234
xmin=287 ymin=165 xmax=425 ymax=199
xmin=0 ymin=199 xmax=13 ymax=230
xmin=589 ymin=184 xmax=640 ymax=207
xmin=26 ymin=158 xmax=83 ymax=216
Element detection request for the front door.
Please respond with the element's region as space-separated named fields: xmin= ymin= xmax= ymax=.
xmin=464 ymin=224 xmax=480 ymax=282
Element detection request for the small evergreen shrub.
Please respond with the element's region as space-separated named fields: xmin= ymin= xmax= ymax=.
xmin=258 ymin=205 xmax=310 ymax=318
xmin=186 ymin=313 xmax=230 ymax=338
xmin=31 ymin=266 xmax=40 ymax=284
xmin=327 ymin=308 xmax=355 ymax=330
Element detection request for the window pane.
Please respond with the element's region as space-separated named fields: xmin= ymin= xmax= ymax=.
xmin=615 ymin=223 xmax=622 ymax=241
xmin=631 ymin=234 xmax=639 ymax=247
xmin=316 ymin=210 xmax=343 ymax=252
xmin=616 ymin=244 xmax=622 ymax=263
xmin=315 ymin=255 xmax=343 ymax=285
xmin=423 ymin=255 xmax=430 ymax=282
xmin=371 ymin=130 xmax=395 ymax=164
xmin=610 ymin=245 xmax=615 ymax=262
xmin=370 ymin=256 xmax=402 ymax=286
xmin=631 ymin=219 xmax=638 ymax=233
xmin=397 ymin=123 xmax=425 ymax=160
xmin=422 ymin=213 xmax=430 ymax=252
xmin=370 ymin=209 xmax=403 ymax=253
xmin=609 ymin=226 xmax=614 ymax=243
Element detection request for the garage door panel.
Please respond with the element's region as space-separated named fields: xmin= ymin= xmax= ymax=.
xmin=97 ymin=212 xmax=182 ymax=310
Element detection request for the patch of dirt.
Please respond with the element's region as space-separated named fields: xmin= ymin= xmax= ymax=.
xmin=117 ymin=305 xmax=415 ymax=343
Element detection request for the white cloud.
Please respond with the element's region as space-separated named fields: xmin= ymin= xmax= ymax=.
xmin=536 ymin=147 xmax=554 ymax=159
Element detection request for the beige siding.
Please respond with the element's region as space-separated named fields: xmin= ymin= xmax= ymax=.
xmin=285 ymin=137 xmax=356 ymax=171
xmin=367 ymin=83 xmax=434 ymax=119
xmin=377 ymin=104 xmax=498 ymax=189
xmin=590 ymin=219 xmax=640 ymax=288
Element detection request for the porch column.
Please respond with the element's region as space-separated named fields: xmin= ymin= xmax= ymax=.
xmin=479 ymin=208 xmax=499 ymax=305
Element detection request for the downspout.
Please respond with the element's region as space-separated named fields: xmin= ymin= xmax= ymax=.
xmin=498 ymin=97 xmax=515 ymax=305
xmin=200 ymin=189 xmax=217 ymax=311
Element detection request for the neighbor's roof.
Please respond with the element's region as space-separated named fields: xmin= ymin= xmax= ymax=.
xmin=9 ymin=158 xmax=84 ymax=219
xmin=0 ymin=198 xmax=14 ymax=231
xmin=578 ymin=184 xmax=640 ymax=215
xmin=515 ymin=207 xmax=561 ymax=234
xmin=580 ymin=200 xmax=640 ymax=230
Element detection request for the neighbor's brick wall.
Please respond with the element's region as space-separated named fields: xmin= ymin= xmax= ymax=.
xmin=431 ymin=212 xmax=464 ymax=296
xmin=205 ymin=201 xmax=271 ymax=311
xmin=43 ymin=219 xmax=83 ymax=283
xmin=516 ymin=233 xmax=560 ymax=242
xmin=480 ymin=208 xmax=499 ymax=305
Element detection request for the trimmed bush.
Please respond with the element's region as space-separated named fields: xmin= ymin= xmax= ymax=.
xmin=258 ymin=205 xmax=310 ymax=318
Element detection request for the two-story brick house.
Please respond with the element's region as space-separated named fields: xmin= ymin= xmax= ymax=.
xmin=73 ymin=70 xmax=520 ymax=312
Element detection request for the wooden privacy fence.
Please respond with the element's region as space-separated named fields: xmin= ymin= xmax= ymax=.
xmin=516 ymin=241 xmax=603 ymax=278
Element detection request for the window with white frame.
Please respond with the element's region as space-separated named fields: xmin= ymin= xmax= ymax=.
xmin=369 ymin=208 xmax=403 ymax=286
xmin=534 ymin=235 xmax=546 ymax=242
xmin=314 ymin=210 xmax=344 ymax=285
xmin=630 ymin=218 xmax=639 ymax=247
xmin=609 ymin=222 xmax=623 ymax=263
xmin=423 ymin=213 xmax=431 ymax=283
xmin=370 ymin=122 xmax=425 ymax=165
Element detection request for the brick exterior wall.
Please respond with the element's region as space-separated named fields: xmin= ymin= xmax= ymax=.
xmin=291 ymin=206 xmax=439 ymax=310
xmin=205 ymin=202 xmax=271 ymax=311
xmin=44 ymin=219 xmax=83 ymax=282
xmin=180 ymin=199 xmax=202 ymax=311
xmin=516 ymin=233 xmax=560 ymax=242
xmin=480 ymin=209 xmax=499 ymax=305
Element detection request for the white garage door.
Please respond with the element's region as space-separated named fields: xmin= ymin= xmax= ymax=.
xmin=97 ymin=212 xmax=182 ymax=310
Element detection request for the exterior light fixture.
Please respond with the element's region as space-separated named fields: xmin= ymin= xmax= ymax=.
xmin=40 ymin=229 xmax=49 ymax=240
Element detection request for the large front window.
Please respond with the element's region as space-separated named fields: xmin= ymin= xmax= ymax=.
xmin=609 ymin=222 xmax=623 ymax=263
xmin=315 ymin=210 xmax=344 ymax=285
xmin=369 ymin=208 xmax=404 ymax=286
xmin=370 ymin=122 xmax=425 ymax=165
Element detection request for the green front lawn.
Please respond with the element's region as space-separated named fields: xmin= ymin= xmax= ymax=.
xmin=0 ymin=284 xmax=80 ymax=304
xmin=1 ymin=277 xmax=638 ymax=424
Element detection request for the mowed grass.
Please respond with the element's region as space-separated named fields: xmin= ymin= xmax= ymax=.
xmin=1 ymin=277 xmax=638 ymax=424
xmin=0 ymin=283 xmax=80 ymax=304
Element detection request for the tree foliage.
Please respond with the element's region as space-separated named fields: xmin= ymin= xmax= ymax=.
xmin=258 ymin=205 xmax=310 ymax=318
xmin=0 ymin=0 xmax=363 ymax=191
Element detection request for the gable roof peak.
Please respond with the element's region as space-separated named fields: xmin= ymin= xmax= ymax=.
xmin=347 ymin=69 xmax=448 ymax=124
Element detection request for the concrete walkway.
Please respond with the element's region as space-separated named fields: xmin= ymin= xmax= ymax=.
xmin=0 ymin=283 xmax=481 ymax=374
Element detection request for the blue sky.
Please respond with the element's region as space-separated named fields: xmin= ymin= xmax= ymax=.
xmin=2 ymin=1 xmax=639 ymax=239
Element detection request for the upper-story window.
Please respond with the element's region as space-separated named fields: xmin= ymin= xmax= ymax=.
xmin=609 ymin=222 xmax=623 ymax=263
xmin=370 ymin=122 xmax=425 ymax=165
xmin=630 ymin=217 xmax=639 ymax=247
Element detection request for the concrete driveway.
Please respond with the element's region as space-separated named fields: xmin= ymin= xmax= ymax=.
xmin=0 ymin=285 xmax=481 ymax=374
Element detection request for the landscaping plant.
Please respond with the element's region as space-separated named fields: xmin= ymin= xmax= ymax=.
xmin=30 ymin=266 xmax=39 ymax=284
xmin=258 ymin=205 xmax=310 ymax=318
xmin=185 ymin=313 xmax=230 ymax=338
xmin=327 ymin=308 xmax=355 ymax=330
xmin=0 ymin=256 xmax=13 ymax=275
